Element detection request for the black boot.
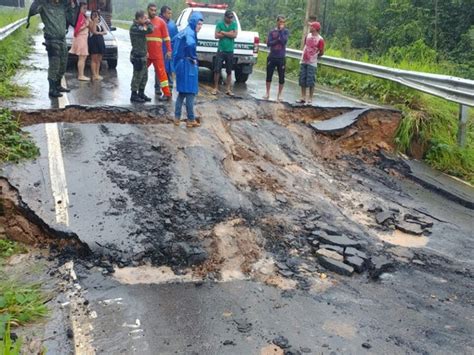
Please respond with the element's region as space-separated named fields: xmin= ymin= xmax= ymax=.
xmin=130 ymin=91 xmax=145 ymax=103
xmin=56 ymin=80 xmax=70 ymax=93
xmin=48 ymin=79 xmax=62 ymax=98
xmin=138 ymin=90 xmax=152 ymax=102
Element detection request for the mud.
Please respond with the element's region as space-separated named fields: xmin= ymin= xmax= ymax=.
xmin=3 ymin=100 xmax=462 ymax=288
xmin=0 ymin=178 xmax=89 ymax=256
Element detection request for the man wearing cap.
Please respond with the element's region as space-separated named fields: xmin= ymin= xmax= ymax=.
xmin=146 ymin=3 xmax=172 ymax=100
xmin=297 ymin=21 xmax=325 ymax=105
xmin=212 ymin=9 xmax=238 ymax=96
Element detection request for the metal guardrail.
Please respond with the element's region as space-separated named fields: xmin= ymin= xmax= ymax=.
xmin=260 ymin=44 xmax=473 ymax=146
xmin=0 ymin=17 xmax=27 ymax=41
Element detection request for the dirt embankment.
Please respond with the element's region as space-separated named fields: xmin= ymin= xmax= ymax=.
xmin=3 ymin=99 xmax=409 ymax=284
xmin=0 ymin=178 xmax=89 ymax=255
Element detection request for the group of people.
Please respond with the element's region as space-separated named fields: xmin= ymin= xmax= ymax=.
xmin=265 ymin=15 xmax=325 ymax=104
xmin=27 ymin=0 xmax=325 ymax=127
xmin=26 ymin=0 xmax=108 ymax=97
xmin=129 ymin=4 xmax=203 ymax=128
xmin=69 ymin=2 xmax=107 ymax=82
xmin=129 ymin=6 xmax=325 ymax=128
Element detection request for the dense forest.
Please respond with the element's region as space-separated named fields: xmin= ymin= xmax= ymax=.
xmin=239 ymin=0 xmax=474 ymax=79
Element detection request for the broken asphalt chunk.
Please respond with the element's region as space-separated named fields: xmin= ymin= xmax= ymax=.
xmin=316 ymin=248 xmax=344 ymax=262
xmin=272 ymin=336 xmax=290 ymax=349
xmin=319 ymin=243 xmax=344 ymax=254
xmin=345 ymin=255 xmax=366 ymax=273
xmin=318 ymin=234 xmax=362 ymax=248
xmin=318 ymin=256 xmax=354 ymax=276
xmin=369 ymin=256 xmax=394 ymax=279
xmin=234 ymin=319 xmax=252 ymax=333
xmin=375 ymin=211 xmax=395 ymax=225
xmin=395 ymin=221 xmax=424 ymax=235
xmin=317 ymin=223 xmax=341 ymax=236
xmin=404 ymin=214 xmax=434 ymax=229
xmin=344 ymin=247 xmax=368 ymax=260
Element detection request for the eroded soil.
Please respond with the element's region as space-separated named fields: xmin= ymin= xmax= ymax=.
xmin=2 ymin=98 xmax=473 ymax=353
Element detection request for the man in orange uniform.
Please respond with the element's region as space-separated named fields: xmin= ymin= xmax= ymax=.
xmin=146 ymin=3 xmax=172 ymax=100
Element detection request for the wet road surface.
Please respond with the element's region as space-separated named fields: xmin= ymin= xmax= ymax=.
xmin=2 ymin=23 xmax=474 ymax=355
xmin=8 ymin=28 xmax=371 ymax=110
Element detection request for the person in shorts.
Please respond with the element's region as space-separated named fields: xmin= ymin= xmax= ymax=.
xmin=297 ymin=21 xmax=325 ymax=105
xmin=264 ymin=15 xmax=289 ymax=102
xmin=213 ymin=9 xmax=238 ymax=96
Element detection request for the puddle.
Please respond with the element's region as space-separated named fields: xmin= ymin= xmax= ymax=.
xmin=378 ymin=229 xmax=429 ymax=248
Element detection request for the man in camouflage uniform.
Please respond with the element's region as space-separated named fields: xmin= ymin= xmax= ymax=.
xmin=129 ymin=10 xmax=154 ymax=103
xmin=26 ymin=0 xmax=78 ymax=98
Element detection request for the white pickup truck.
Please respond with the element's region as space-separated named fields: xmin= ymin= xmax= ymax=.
xmin=176 ymin=2 xmax=259 ymax=83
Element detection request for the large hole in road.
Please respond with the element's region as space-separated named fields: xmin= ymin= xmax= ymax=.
xmin=3 ymin=99 xmax=415 ymax=286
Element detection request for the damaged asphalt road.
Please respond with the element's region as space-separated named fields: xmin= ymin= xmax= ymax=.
xmin=1 ymin=98 xmax=473 ymax=353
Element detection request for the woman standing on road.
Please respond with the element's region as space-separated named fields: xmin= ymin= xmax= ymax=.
xmin=69 ymin=2 xmax=90 ymax=81
xmin=173 ymin=11 xmax=203 ymax=128
xmin=88 ymin=10 xmax=107 ymax=81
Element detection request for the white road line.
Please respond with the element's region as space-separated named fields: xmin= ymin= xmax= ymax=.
xmin=45 ymin=75 xmax=70 ymax=225
xmin=45 ymin=122 xmax=70 ymax=225
xmin=57 ymin=76 xmax=70 ymax=108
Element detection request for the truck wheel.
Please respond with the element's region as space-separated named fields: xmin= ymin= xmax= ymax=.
xmin=107 ymin=59 xmax=118 ymax=69
xmin=235 ymin=68 xmax=250 ymax=83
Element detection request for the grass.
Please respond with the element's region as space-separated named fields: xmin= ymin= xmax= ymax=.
xmin=256 ymin=50 xmax=474 ymax=184
xmin=0 ymin=17 xmax=39 ymax=100
xmin=0 ymin=108 xmax=39 ymax=164
xmin=0 ymin=239 xmax=27 ymax=260
xmin=0 ymin=237 xmax=46 ymax=353
xmin=0 ymin=6 xmax=27 ymax=28
xmin=0 ymin=321 xmax=22 ymax=355
xmin=0 ymin=281 xmax=48 ymax=326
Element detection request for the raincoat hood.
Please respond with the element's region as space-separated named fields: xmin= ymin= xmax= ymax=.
xmin=188 ymin=11 xmax=203 ymax=31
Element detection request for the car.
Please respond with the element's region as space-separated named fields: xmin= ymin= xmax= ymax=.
xmin=176 ymin=2 xmax=259 ymax=83
xmin=66 ymin=12 xmax=118 ymax=69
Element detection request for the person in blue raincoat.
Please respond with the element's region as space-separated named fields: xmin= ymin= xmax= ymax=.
xmin=160 ymin=5 xmax=178 ymax=89
xmin=173 ymin=11 xmax=203 ymax=128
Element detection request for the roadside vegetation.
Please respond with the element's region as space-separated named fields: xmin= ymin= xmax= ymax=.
xmin=0 ymin=108 xmax=39 ymax=164
xmin=0 ymin=6 xmax=27 ymax=28
xmin=0 ymin=16 xmax=38 ymax=100
xmin=257 ymin=50 xmax=474 ymax=183
xmin=241 ymin=0 xmax=474 ymax=183
xmin=0 ymin=237 xmax=47 ymax=354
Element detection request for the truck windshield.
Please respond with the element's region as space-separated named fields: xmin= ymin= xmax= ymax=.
xmin=201 ymin=11 xmax=225 ymax=25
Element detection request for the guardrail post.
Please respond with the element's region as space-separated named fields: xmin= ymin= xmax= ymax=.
xmin=457 ymin=104 xmax=469 ymax=147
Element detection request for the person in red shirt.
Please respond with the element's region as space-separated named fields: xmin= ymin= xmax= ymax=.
xmin=146 ymin=3 xmax=172 ymax=100
xmin=297 ymin=21 xmax=325 ymax=105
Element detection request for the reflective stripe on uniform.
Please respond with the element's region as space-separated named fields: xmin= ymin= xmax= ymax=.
xmin=146 ymin=37 xmax=163 ymax=42
xmin=164 ymin=36 xmax=170 ymax=41
xmin=160 ymin=80 xmax=169 ymax=87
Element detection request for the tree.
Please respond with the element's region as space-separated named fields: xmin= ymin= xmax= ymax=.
xmin=301 ymin=0 xmax=320 ymax=48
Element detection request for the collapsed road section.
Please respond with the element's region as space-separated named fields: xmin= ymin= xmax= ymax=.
xmin=2 ymin=99 xmax=473 ymax=287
